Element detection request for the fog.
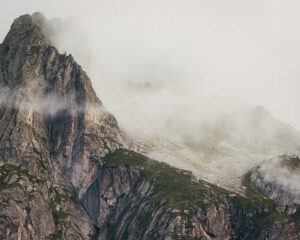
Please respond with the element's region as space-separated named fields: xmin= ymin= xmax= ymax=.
xmin=0 ymin=78 xmax=106 ymax=116
xmin=1 ymin=0 xmax=300 ymax=189
xmin=255 ymin=156 xmax=300 ymax=202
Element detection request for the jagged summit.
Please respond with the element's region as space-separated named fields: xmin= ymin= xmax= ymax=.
xmin=0 ymin=13 xmax=299 ymax=240
xmin=0 ymin=13 xmax=126 ymax=239
xmin=1 ymin=13 xmax=50 ymax=48
xmin=0 ymin=12 xmax=102 ymax=111
xmin=0 ymin=10 xmax=125 ymax=196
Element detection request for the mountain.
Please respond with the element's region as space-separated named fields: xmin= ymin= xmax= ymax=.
xmin=251 ymin=155 xmax=300 ymax=206
xmin=137 ymin=106 xmax=300 ymax=192
xmin=0 ymin=13 xmax=299 ymax=240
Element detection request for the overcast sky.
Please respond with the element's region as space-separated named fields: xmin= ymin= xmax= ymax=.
xmin=1 ymin=0 xmax=300 ymax=130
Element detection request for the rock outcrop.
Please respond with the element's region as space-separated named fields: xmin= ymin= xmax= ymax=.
xmin=250 ymin=155 xmax=300 ymax=217
xmin=0 ymin=12 xmax=124 ymax=239
xmin=250 ymin=156 xmax=300 ymax=205
xmin=0 ymin=13 xmax=299 ymax=240
xmin=83 ymin=149 xmax=300 ymax=240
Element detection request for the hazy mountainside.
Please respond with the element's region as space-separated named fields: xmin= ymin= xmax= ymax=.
xmin=0 ymin=13 xmax=299 ymax=240
xmin=251 ymin=156 xmax=300 ymax=206
xmin=0 ymin=13 xmax=125 ymax=239
xmin=137 ymin=106 xmax=300 ymax=191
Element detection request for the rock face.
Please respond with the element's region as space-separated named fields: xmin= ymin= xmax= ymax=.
xmin=0 ymin=13 xmax=299 ymax=240
xmin=250 ymin=156 xmax=300 ymax=213
xmin=0 ymin=13 xmax=124 ymax=239
xmin=82 ymin=149 xmax=300 ymax=240
xmin=252 ymin=156 xmax=300 ymax=203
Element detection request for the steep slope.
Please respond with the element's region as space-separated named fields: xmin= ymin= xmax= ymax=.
xmin=251 ymin=155 xmax=300 ymax=206
xmin=0 ymin=13 xmax=125 ymax=239
xmin=137 ymin=106 xmax=300 ymax=192
xmin=0 ymin=13 xmax=299 ymax=240
xmin=84 ymin=149 xmax=300 ymax=240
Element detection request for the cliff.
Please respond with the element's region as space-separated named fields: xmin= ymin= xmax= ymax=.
xmin=0 ymin=13 xmax=299 ymax=240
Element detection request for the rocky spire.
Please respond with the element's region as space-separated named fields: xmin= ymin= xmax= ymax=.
xmin=0 ymin=12 xmax=101 ymax=110
xmin=1 ymin=12 xmax=49 ymax=48
xmin=0 ymin=13 xmax=126 ymax=239
xmin=0 ymin=13 xmax=299 ymax=240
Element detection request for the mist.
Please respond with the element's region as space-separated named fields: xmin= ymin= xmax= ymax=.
xmin=254 ymin=156 xmax=300 ymax=202
xmin=1 ymin=0 xmax=300 ymax=189
xmin=0 ymin=78 xmax=106 ymax=117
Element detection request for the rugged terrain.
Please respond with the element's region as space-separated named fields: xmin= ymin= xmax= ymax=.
xmin=0 ymin=13 xmax=299 ymax=239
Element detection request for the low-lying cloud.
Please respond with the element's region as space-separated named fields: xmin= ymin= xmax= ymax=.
xmin=1 ymin=0 xmax=300 ymax=189
xmin=254 ymin=156 xmax=300 ymax=203
xmin=0 ymin=78 xmax=106 ymax=118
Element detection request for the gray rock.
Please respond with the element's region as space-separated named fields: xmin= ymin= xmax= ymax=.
xmin=0 ymin=12 xmax=299 ymax=240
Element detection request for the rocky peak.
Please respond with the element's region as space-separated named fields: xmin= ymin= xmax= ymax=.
xmin=0 ymin=13 xmax=125 ymax=193
xmin=0 ymin=13 xmax=299 ymax=240
xmin=2 ymin=12 xmax=49 ymax=46
xmin=0 ymin=12 xmax=101 ymax=109
xmin=0 ymin=13 xmax=128 ymax=239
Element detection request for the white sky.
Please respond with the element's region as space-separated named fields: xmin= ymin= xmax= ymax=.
xmin=1 ymin=0 xmax=300 ymax=130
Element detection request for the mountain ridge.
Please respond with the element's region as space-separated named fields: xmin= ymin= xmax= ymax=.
xmin=0 ymin=13 xmax=299 ymax=240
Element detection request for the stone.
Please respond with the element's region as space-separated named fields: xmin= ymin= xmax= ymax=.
xmin=0 ymin=12 xmax=299 ymax=240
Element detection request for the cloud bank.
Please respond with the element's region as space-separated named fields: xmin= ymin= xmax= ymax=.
xmin=253 ymin=156 xmax=300 ymax=203
xmin=1 ymin=0 xmax=300 ymax=189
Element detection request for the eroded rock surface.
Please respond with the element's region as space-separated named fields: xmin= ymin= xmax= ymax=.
xmin=0 ymin=13 xmax=124 ymax=239
xmin=83 ymin=149 xmax=300 ymax=240
xmin=251 ymin=156 xmax=300 ymax=205
xmin=0 ymin=13 xmax=299 ymax=240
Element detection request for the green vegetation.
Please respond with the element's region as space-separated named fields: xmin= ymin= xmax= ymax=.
xmin=241 ymin=172 xmax=279 ymax=209
xmin=84 ymin=133 xmax=99 ymax=141
xmin=47 ymin=230 xmax=63 ymax=240
xmin=233 ymin=171 xmax=300 ymax=237
xmin=104 ymin=149 xmax=227 ymax=211
xmin=0 ymin=164 xmax=40 ymax=192
xmin=136 ymin=210 xmax=153 ymax=229
xmin=103 ymin=149 xmax=300 ymax=237
xmin=29 ymin=45 xmax=41 ymax=55
xmin=47 ymin=186 xmax=76 ymax=240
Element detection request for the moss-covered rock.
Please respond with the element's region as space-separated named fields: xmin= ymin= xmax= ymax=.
xmin=82 ymin=148 xmax=300 ymax=239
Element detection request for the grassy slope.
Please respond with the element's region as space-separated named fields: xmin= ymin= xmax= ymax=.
xmin=103 ymin=149 xmax=300 ymax=237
